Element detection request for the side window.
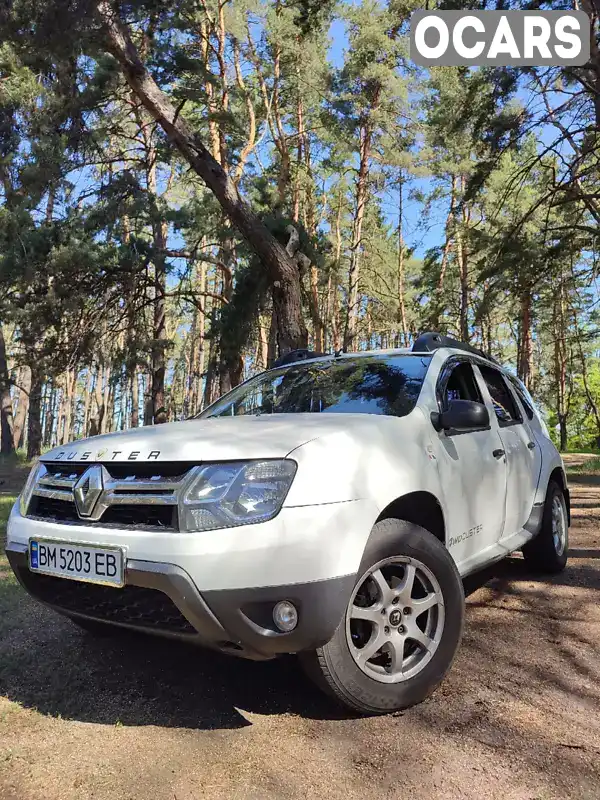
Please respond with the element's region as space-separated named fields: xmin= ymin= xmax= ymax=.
xmin=479 ymin=366 xmax=522 ymax=426
xmin=507 ymin=376 xmax=534 ymax=420
xmin=442 ymin=361 xmax=483 ymax=410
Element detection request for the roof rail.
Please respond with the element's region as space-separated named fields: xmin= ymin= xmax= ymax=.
xmin=412 ymin=332 xmax=500 ymax=365
xmin=272 ymin=349 xmax=329 ymax=368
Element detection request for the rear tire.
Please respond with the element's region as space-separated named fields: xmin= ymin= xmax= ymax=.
xmin=301 ymin=518 xmax=464 ymax=715
xmin=522 ymin=481 xmax=568 ymax=574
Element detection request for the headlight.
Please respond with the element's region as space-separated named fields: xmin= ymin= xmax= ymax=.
xmin=180 ymin=460 xmax=297 ymax=532
xmin=19 ymin=460 xmax=45 ymax=516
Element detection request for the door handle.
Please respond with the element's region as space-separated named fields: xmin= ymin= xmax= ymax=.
xmin=527 ymin=441 xmax=536 ymax=450
xmin=492 ymin=449 xmax=505 ymax=459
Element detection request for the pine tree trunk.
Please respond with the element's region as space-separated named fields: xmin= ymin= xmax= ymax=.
xmin=89 ymin=363 xmax=105 ymax=437
xmin=131 ymin=370 xmax=139 ymax=428
xmin=143 ymin=373 xmax=154 ymax=426
xmin=151 ymin=234 xmax=167 ymax=423
xmin=455 ymin=226 xmax=469 ymax=341
xmin=12 ymin=366 xmax=31 ymax=450
xmin=268 ymin=304 xmax=278 ymax=368
xmin=554 ymin=274 xmax=569 ymax=452
xmin=433 ymin=177 xmax=458 ymax=330
xmin=102 ymin=366 xmax=112 ymax=434
xmin=27 ymin=367 xmax=44 ymax=459
xmin=328 ymin=190 xmax=343 ymax=353
xmin=397 ymin=174 xmax=409 ymax=347
xmin=43 ymin=382 xmax=55 ymax=449
xmin=95 ymin=0 xmax=308 ymax=354
xmin=82 ymin=369 xmax=93 ymax=438
xmin=194 ymin=265 xmax=207 ymax=414
xmin=344 ymin=114 xmax=376 ymax=351
xmin=309 ymin=265 xmax=324 ymax=352
xmin=258 ymin=316 xmax=269 ymax=371
xmin=0 ymin=324 xmax=15 ymax=455
xmin=456 ymin=176 xmax=470 ymax=342
xmin=144 ymin=130 xmax=168 ymax=425
xmin=517 ymin=289 xmax=533 ymax=389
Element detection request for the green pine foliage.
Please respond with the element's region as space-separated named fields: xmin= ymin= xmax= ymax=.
xmin=0 ymin=0 xmax=598 ymax=452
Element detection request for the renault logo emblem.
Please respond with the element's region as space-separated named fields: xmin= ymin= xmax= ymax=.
xmin=73 ymin=466 xmax=106 ymax=518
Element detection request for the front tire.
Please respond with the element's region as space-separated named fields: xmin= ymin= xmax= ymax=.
xmin=302 ymin=518 xmax=464 ymax=715
xmin=522 ymin=481 xmax=569 ymax=574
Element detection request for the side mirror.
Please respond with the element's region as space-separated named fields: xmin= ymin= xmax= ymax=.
xmin=431 ymin=399 xmax=490 ymax=433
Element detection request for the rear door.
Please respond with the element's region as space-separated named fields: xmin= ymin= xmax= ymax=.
xmin=476 ymin=364 xmax=540 ymax=538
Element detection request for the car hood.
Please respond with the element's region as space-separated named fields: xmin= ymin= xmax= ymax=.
xmin=41 ymin=413 xmax=393 ymax=464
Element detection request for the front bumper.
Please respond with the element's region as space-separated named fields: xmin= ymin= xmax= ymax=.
xmin=5 ymin=498 xmax=376 ymax=659
xmin=6 ymin=543 xmax=354 ymax=659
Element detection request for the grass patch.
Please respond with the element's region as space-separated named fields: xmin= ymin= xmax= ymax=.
xmin=0 ymin=494 xmax=16 ymax=534
xmin=0 ymin=458 xmax=29 ymax=495
xmin=0 ymin=494 xmax=22 ymax=635
xmin=0 ymin=450 xmax=29 ymax=467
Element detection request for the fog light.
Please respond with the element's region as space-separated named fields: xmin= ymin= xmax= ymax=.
xmin=273 ymin=600 xmax=298 ymax=632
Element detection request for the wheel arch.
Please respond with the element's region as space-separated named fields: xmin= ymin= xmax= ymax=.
xmin=549 ymin=466 xmax=571 ymax=524
xmin=375 ymin=491 xmax=446 ymax=545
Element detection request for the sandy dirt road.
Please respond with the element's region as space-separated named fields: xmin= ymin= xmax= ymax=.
xmin=1 ymin=465 xmax=599 ymax=800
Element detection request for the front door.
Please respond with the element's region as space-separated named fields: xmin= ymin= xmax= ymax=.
xmin=432 ymin=358 xmax=508 ymax=573
xmin=476 ymin=364 xmax=540 ymax=539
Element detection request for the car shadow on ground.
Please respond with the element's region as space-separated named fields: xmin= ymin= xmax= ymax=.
xmin=0 ymin=548 xmax=597 ymax=733
xmin=0 ymin=607 xmax=345 ymax=729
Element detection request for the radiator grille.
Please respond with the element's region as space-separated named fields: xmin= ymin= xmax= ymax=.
xmin=28 ymin=496 xmax=178 ymax=530
xmin=26 ymin=461 xmax=197 ymax=531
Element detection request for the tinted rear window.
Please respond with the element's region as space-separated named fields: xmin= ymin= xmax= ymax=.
xmin=200 ymin=355 xmax=432 ymax=419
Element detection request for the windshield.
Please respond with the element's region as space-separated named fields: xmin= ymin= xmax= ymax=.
xmin=199 ymin=354 xmax=431 ymax=419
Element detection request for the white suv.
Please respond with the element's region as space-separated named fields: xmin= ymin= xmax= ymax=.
xmin=6 ymin=333 xmax=569 ymax=714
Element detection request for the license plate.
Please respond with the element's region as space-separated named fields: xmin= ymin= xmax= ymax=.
xmin=29 ymin=539 xmax=125 ymax=587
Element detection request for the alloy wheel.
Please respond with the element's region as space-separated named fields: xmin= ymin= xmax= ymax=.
xmin=552 ymin=494 xmax=568 ymax=556
xmin=346 ymin=556 xmax=445 ymax=684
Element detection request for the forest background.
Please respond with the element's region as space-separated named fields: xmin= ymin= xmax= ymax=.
xmin=0 ymin=0 xmax=599 ymax=459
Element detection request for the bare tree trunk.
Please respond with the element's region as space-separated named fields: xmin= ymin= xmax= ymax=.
xmin=0 ymin=324 xmax=15 ymax=455
xmin=95 ymin=0 xmax=307 ymax=354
